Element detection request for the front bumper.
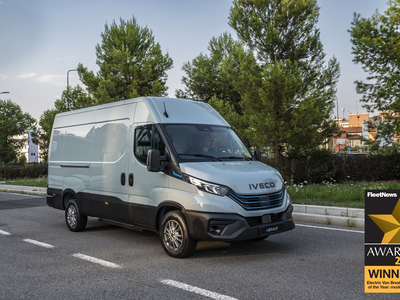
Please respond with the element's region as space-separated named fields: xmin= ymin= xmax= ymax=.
xmin=183 ymin=204 xmax=295 ymax=242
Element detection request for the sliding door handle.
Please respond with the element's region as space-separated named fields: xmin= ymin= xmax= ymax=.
xmin=129 ymin=173 xmax=134 ymax=186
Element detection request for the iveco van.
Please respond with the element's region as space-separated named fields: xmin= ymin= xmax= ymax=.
xmin=47 ymin=97 xmax=295 ymax=257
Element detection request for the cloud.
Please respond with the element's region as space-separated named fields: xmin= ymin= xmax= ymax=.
xmin=17 ymin=72 xmax=69 ymax=87
xmin=17 ymin=72 xmax=38 ymax=79
xmin=0 ymin=73 xmax=7 ymax=80
xmin=35 ymin=74 xmax=66 ymax=87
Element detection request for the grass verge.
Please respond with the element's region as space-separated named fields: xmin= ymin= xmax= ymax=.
xmin=287 ymin=180 xmax=400 ymax=208
xmin=0 ymin=176 xmax=47 ymax=188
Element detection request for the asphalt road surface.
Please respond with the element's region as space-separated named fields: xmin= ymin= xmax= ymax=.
xmin=0 ymin=192 xmax=396 ymax=300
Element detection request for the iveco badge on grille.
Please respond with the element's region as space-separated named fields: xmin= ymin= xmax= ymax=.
xmin=249 ymin=182 xmax=275 ymax=190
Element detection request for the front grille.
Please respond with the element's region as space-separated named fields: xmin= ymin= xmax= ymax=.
xmin=227 ymin=188 xmax=285 ymax=211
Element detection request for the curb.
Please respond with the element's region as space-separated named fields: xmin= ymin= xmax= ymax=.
xmin=0 ymin=184 xmax=47 ymax=196
xmin=293 ymin=204 xmax=364 ymax=228
xmin=0 ymin=185 xmax=365 ymax=228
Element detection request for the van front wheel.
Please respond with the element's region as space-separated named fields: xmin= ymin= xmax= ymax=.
xmin=160 ymin=211 xmax=197 ymax=258
xmin=65 ymin=200 xmax=87 ymax=232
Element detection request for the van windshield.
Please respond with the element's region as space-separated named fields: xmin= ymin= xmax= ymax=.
xmin=163 ymin=124 xmax=253 ymax=162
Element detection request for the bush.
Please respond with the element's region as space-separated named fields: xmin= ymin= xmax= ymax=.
xmin=263 ymin=153 xmax=400 ymax=184
xmin=0 ymin=164 xmax=47 ymax=180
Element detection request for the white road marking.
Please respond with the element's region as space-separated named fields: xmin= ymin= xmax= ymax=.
xmin=0 ymin=230 xmax=11 ymax=236
xmin=23 ymin=239 xmax=55 ymax=248
xmin=72 ymin=253 xmax=121 ymax=269
xmin=296 ymin=223 xmax=364 ymax=233
xmin=161 ymin=279 xmax=238 ymax=300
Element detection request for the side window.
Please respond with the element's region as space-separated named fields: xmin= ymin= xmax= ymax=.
xmin=134 ymin=125 xmax=165 ymax=164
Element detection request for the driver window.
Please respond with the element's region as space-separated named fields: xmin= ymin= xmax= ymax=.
xmin=134 ymin=125 xmax=165 ymax=164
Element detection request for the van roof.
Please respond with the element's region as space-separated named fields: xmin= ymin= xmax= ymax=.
xmin=146 ymin=97 xmax=229 ymax=125
xmin=55 ymin=97 xmax=230 ymax=127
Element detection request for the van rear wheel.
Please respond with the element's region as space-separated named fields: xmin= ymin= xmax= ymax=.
xmin=160 ymin=211 xmax=197 ymax=258
xmin=65 ymin=200 xmax=87 ymax=232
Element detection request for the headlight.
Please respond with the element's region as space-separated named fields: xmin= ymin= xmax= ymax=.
xmin=286 ymin=191 xmax=291 ymax=206
xmin=183 ymin=174 xmax=229 ymax=196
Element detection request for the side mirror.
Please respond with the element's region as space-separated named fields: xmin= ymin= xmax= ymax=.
xmin=254 ymin=150 xmax=262 ymax=161
xmin=147 ymin=149 xmax=161 ymax=172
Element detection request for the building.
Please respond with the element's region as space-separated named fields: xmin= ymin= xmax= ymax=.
xmin=331 ymin=112 xmax=378 ymax=152
xmin=348 ymin=112 xmax=369 ymax=127
xmin=332 ymin=127 xmax=363 ymax=152
xmin=13 ymin=132 xmax=43 ymax=163
xmin=329 ymin=110 xmax=400 ymax=151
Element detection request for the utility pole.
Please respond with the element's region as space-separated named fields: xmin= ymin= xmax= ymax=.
xmin=66 ymin=69 xmax=77 ymax=110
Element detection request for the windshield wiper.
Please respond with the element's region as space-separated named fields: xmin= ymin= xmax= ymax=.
xmin=217 ymin=156 xmax=245 ymax=160
xmin=177 ymin=153 xmax=222 ymax=161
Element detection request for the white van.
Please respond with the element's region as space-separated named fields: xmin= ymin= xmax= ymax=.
xmin=47 ymin=97 xmax=294 ymax=257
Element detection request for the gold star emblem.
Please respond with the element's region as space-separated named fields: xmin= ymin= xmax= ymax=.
xmin=369 ymin=199 xmax=400 ymax=243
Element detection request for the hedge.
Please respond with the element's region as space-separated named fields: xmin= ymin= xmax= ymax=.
xmin=263 ymin=154 xmax=400 ymax=184
xmin=0 ymin=164 xmax=47 ymax=180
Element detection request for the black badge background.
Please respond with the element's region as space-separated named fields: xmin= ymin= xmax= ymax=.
xmin=365 ymin=190 xmax=400 ymax=243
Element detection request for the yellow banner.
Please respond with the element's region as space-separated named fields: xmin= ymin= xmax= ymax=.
xmin=365 ymin=266 xmax=400 ymax=293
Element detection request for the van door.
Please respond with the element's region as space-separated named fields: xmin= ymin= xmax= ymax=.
xmin=128 ymin=123 xmax=169 ymax=229
xmin=86 ymin=103 xmax=136 ymax=224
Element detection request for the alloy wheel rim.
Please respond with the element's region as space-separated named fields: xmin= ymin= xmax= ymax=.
xmin=164 ymin=220 xmax=183 ymax=250
xmin=67 ymin=205 xmax=77 ymax=228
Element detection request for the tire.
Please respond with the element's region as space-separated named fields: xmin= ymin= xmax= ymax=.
xmin=65 ymin=199 xmax=87 ymax=232
xmin=160 ymin=211 xmax=197 ymax=258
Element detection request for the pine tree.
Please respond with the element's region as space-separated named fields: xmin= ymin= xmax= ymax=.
xmin=78 ymin=16 xmax=173 ymax=105
xmin=228 ymin=0 xmax=340 ymax=157
xmin=176 ymin=33 xmax=241 ymax=108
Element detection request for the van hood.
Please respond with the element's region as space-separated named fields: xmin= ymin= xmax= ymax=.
xmin=179 ymin=161 xmax=283 ymax=195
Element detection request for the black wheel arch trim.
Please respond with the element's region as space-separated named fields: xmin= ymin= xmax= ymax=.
xmin=61 ymin=189 xmax=79 ymax=209
xmin=155 ymin=200 xmax=185 ymax=232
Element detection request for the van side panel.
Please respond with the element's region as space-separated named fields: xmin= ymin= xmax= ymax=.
xmin=48 ymin=109 xmax=97 ymax=193
xmin=89 ymin=119 xmax=131 ymax=193
xmin=83 ymin=103 xmax=136 ymax=224
xmin=61 ymin=124 xmax=93 ymax=192
xmin=48 ymin=102 xmax=136 ymax=225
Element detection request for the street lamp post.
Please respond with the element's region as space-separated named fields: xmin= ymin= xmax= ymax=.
xmin=335 ymin=95 xmax=340 ymax=153
xmin=66 ymin=69 xmax=77 ymax=110
xmin=335 ymin=95 xmax=339 ymax=124
xmin=67 ymin=69 xmax=77 ymax=90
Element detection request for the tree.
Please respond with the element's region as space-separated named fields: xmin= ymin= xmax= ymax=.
xmin=176 ymin=33 xmax=242 ymax=107
xmin=176 ymin=33 xmax=250 ymax=143
xmin=349 ymin=0 xmax=400 ymax=143
xmin=230 ymin=0 xmax=339 ymax=157
xmin=180 ymin=0 xmax=340 ymax=157
xmin=0 ymin=100 xmax=36 ymax=164
xmin=78 ymin=16 xmax=173 ymax=105
xmin=38 ymin=85 xmax=92 ymax=162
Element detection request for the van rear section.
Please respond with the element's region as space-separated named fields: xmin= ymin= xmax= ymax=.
xmin=47 ymin=97 xmax=294 ymax=258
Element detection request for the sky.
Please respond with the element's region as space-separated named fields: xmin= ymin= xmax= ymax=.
xmin=0 ymin=0 xmax=390 ymax=121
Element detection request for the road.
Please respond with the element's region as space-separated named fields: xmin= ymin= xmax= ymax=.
xmin=0 ymin=192 xmax=395 ymax=300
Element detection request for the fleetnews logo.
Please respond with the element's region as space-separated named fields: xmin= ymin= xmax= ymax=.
xmin=367 ymin=191 xmax=398 ymax=198
xmin=365 ymin=190 xmax=400 ymax=293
